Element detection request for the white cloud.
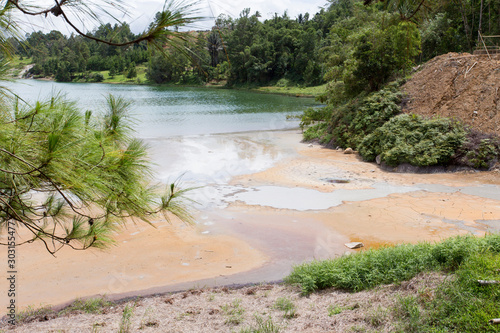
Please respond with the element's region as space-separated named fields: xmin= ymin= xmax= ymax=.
xmin=17 ymin=0 xmax=328 ymax=34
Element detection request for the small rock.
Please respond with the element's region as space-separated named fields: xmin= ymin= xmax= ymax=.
xmin=308 ymin=144 xmax=313 ymax=147
xmin=344 ymin=147 xmax=354 ymax=154
xmin=375 ymin=155 xmax=382 ymax=165
xmin=337 ymin=147 xmax=343 ymax=151
xmin=345 ymin=242 xmax=364 ymax=249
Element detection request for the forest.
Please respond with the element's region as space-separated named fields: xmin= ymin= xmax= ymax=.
xmin=15 ymin=0 xmax=500 ymax=86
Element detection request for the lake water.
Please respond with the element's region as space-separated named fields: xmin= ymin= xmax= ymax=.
xmin=6 ymin=80 xmax=319 ymax=138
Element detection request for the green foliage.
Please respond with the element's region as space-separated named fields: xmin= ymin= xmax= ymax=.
xmin=285 ymin=234 xmax=500 ymax=295
xmin=61 ymin=297 xmax=112 ymax=314
xmin=349 ymin=20 xmax=420 ymax=93
xmin=221 ymin=299 xmax=245 ymax=325
xmin=323 ymin=5 xmax=421 ymax=97
xmin=329 ymin=84 xmax=403 ymax=149
xmin=239 ymin=315 xmax=282 ymax=333
xmin=359 ymin=114 xmax=467 ymax=167
xmin=86 ymin=72 xmax=104 ymax=83
xmin=0 ymin=94 xmax=194 ymax=253
xmin=300 ymin=106 xmax=332 ymax=128
xmin=393 ymin=295 xmax=423 ymax=332
xmin=328 ymin=305 xmax=348 ymax=316
xmin=126 ymin=62 xmax=138 ymax=79
xmin=420 ymin=13 xmax=465 ymax=61
xmin=146 ymin=50 xmax=189 ymax=84
xmin=285 ymin=242 xmax=436 ymax=294
xmin=393 ymin=252 xmax=500 ymax=332
xmin=118 ymin=303 xmax=135 ymax=333
xmin=454 ymin=131 xmax=500 ymax=170
xmin=16 ymin=305 xmax=55 ymax=323
xmin=302 ymin=122 xmax=331 ymax=144
xmin=273 ymin=297 xmax=297 ymax=319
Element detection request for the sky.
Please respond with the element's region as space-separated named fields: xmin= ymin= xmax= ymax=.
xmin=126 ymin=0 xmax=329 ymax=31
xmin=19 ymin=0 xmax=329 ymax=35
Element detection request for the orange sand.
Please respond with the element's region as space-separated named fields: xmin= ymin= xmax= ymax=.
xmin=0 ymin=218 xmax=266 ymax=310
xmin=1 ymin=131 xmax=499 ymax=313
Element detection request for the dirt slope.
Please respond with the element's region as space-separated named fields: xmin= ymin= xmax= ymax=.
xmin=402 ymin=52 xmax=500 ymax=135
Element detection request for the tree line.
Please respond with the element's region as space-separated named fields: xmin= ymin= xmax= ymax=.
xmin=14 ymin=0 xmax=500 ymax=87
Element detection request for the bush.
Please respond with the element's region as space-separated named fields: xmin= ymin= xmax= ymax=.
xmin=300 ymin=106 xmax=332 ymax=130
xmin=453 ymin=130 xmax=500 ymax=170
xmin=86 ymin=72 xmax=104 ymax=83
xmin=328 ymin=84 xmax=403 ymax=149
xmin=303 ymin=122 xmax=332 ymax=144
xmin=359 ymin=114 xmax=467 ymax=167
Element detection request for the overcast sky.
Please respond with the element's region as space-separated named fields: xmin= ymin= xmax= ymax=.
xmin=20 ymin=0 xmax=328 ymax=35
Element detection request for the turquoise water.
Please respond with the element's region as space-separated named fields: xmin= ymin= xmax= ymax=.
xmin=6 ymin=80 xmax=319 ymax=138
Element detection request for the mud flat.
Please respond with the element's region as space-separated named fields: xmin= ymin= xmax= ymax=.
xmin=1 ymin=130 xmax=499 ymax=312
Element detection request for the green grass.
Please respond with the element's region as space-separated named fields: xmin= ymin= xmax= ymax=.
xmin=392 ymin=252 xmax=500 ymax=332
xmin=221 ymin=298 xmax=245 ymax=325
xmin=286 ymin=234 xmax=500 ymax=332
xmin=16 ymin=304 xmax=54 ymax=323
xmin=239 ymin=315 xmax=282 ymax=333
xmin=285 ymin=234 xmax=500 ymax=295
xmin=273 ymin=297 xmax=297 ymax=319
xmin=254 ymin=84 xmax=327 ymax=98
xmin=60 ymin=296 xmax=112 ymax=315
xmin=118 ymin=303 xmax=135 ymax=333
xmin=100 ymin=65 xmax=148 ymax=84
xmin=7 ymin=56 xmax=33 ymax=76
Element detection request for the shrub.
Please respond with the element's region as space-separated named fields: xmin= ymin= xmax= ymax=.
xmin=329 ymin=84 xmax=403 ymax=149
xmin=453 ymin=130 xmax=500 ymax=170
xmin=86 ymin=72 xmax=104 ymax=83
xmin=359 ymin=114 xmax=467 ymax=167
xmin=303 ymin=122 xmax=331 ymax=143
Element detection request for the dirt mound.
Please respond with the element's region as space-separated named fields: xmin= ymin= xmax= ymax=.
xmin=402 ymin=52 xmax=500 ymax=135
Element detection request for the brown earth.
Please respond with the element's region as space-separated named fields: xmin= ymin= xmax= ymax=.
xmin=402 ymin=52 xmax=500 ymax=135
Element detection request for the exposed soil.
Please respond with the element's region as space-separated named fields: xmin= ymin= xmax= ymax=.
xmin=4 ymin=272 xmax=447 ymax=332
xmin=402 ymin=52 xmax=500 ymax=135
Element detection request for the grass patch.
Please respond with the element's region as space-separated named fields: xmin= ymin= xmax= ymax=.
xmin=273 ymin=297 xmax=297 ymax=319
xmin=118 ymin=302 xmax=135 ymax=333
xmin=16 ymin=304 xmax=55 ymax=324
xmin=392 ymin=252 xmax=500 ymax=332
xmin=239 ymin=315 xmax=282 ymax=333
xmin=221 ymin=299 xmax=245 ymax=325
xmin=285 ymin=234 xmax=500 ymax=295
xmin=61 ymin=296 xmax=112 ymax=315
xmin=255 ymin=84 xmax=327 ymax=98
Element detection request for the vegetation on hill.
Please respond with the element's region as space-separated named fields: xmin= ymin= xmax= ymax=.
xmin=300 ymin=0 xmax=500 ymax=170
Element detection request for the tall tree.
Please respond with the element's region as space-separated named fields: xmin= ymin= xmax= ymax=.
xmin=0 ymin=0 xmax=201 ymax=253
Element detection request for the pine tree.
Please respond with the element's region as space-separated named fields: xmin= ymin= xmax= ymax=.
xmin=0 ymin=0 xmax=201 ymax=253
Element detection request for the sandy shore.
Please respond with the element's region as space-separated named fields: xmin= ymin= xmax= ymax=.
xmin=1 ymin=130 xmax=499 ymax=313
xmin=0 ymin=217 xmax=266 ymax=311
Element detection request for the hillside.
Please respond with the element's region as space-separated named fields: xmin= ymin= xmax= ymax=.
xmin=402 ymin=52 xmax=500 ymax=135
